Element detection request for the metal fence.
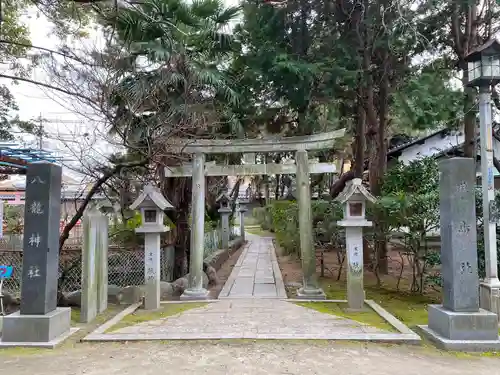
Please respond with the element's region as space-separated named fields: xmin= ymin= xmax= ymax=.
xmin=0 ymin=225 xmax=87 ymax=251
xmin=0 ymin=227 xmax=238 ymax=296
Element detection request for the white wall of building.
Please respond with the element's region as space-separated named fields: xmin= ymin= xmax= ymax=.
xmin=397 ymin=131 xmax=465 ymax=165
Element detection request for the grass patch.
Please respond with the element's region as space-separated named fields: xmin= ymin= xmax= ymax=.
xmin=246 ymin=227 xmax=275 ymax=237
xmin=296 ymin=301 xmax=396 ymax=332
xmin=106 ymin=303 xmax=208 ymax=332
xmin=70 ymin=309 xmax=81 ymax=325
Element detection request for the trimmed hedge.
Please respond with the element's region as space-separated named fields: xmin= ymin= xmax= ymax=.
xmin=253 ymin=200 xmax=344 ymax=255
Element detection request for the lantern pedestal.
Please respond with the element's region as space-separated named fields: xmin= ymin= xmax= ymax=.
xmin=219 ymin=207 xmax=231 ymax=249
xmin=237 ymin=205 xmax=248 ymax=241
xmin=136 ymin=225 xmax=168 ymax=310
xmin=337 ymin=220 xmax=372 ymax=311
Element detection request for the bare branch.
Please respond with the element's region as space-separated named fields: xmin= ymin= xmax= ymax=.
xmin=0 ymin=73 xmax=94 ymax=102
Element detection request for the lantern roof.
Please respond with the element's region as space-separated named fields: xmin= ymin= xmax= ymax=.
xmin=130 ymin=184 xmax=174 ymax=211
xmin=465 ymin=39 xmax=500 ymax=62
xmin=335 ymin=178 xmax=376 ymax=204
xmin=216 ymin=190 xmax=231 ymax=204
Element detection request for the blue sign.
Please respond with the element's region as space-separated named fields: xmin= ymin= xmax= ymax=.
xmin=0 ymin=265 xmax=13 ymax=279
xmin=488 ymin=167 xmax=494 ymax=186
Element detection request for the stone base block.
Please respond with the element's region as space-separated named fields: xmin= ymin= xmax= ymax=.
xmin=1 ymin=307 xmax=72 ymax=344
xmin=143 ymin=282 xmax=160 ymax=310
xmin=479 ymin=283 xmax=500 ymax=315
xmin=296 ymin=287 xmax=326 ymax=300
xmin=180 ymin=288 xmax=209 ymax=301
xmin=418 ymin=325 xmax=500 ymax=352
xmin=428 ymin=304 xmax=498 ymax=341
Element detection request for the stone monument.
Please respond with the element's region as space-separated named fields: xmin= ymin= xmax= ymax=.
xmin=1 ymin=162 xmax=76 ymax=347
xmin=336 ymin=178 xmax=375 ymax=310
xmin=130 ymin=184 xmax=174 ymax=310
xmin=419 ymin=157 xmax=500 ymax=351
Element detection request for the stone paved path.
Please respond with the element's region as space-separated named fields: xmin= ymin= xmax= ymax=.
xmin=110 ymin=235 xmax=390 ymax=339
xmin=219 ymin=234 xmax=287 ymax=299
xmin=112 ymin=298 xmax=387 ymax=338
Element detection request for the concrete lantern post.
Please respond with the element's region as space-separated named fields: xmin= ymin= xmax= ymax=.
xmin=464 ymin=39 xmax=500 ymax=313
xmin=216 ymin=190 xmax=232 ymax=250
xmin=130 ymin=184 xmax=174 ymax=310
xmin=335 ymin=178 xmax=376 ymax=311
xmin=237 ymin=202 xmax=248 ymax=241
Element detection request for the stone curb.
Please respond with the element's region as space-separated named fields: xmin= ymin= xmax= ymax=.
xmin=286 ymin=299 xmax=421 ymax=344
xmin=81 ymin=331 xmax=421 ymax=342
xmin=204 ymin=237 xmax=246 ymax=271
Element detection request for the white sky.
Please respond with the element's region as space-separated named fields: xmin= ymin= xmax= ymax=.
xmin=3 ymin=1 xmax=239 ymax=181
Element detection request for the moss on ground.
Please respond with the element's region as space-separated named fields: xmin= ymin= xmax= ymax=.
xmin=318 ymin=279 xmax=436 ymax=328
xmin=316 ymin=278 xmax=500 ymax=358
xmin=70 ymin=309 xmax=81 ymax=325
xmin=106 ymin=303 xmax=208 ymax=332
xmin=295 ymin=301 xmax=396 ymax=332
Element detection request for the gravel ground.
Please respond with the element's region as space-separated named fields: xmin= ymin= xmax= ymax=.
xmin=1 ymin=341 xmax=499 ymax=375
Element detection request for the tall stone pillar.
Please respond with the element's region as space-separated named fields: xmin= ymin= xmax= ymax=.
xmin=2 ymin=162 xmax=72 ymax=344
xmin=295 ymin=150 xmax=325 ymax=299
xmin=96 ymin=213 xmax=109 ymax=314
xmin=420 ymin=158 xmax=500 ymax=351
xmin=181 ymin=153 xmax=209 ymax=300
xmin=81 ymin=207 xmax=100 ymax=323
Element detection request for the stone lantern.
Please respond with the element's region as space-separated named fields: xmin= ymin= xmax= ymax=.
xmin=465 ymin=39 xmax=500 ymax=88
xmin=217 ymin=190 xmax=232 ymax=249
xmin=130 ymin=184 xmax=174 ymax=310
xmin=335 ymin=178 xmax=376 ymax=310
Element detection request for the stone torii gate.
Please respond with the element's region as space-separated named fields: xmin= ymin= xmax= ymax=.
xmin=166 ymin=130 xmax=345 ymax=300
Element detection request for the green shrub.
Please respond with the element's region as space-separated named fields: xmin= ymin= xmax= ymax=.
xmin=253 ymin=206 xmax=273 ymax=231
xmin=252 ymin=200 xmax=344 ymax=255
xmin=270 ymin=201 xmax=299 ymax=253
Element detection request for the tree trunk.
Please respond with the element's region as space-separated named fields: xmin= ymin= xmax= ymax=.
xmin=353 ymin=91 xmax=366 ymax=178
xmin=161 ymin=171 xmax=191 ymax=279
xmin=462 ymin=68 xmax=477 ymax=158
xmin=330 ymin=170 xmax=355 ymax=198
xmin=373 ymin=56 xmax=390 ymax=275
